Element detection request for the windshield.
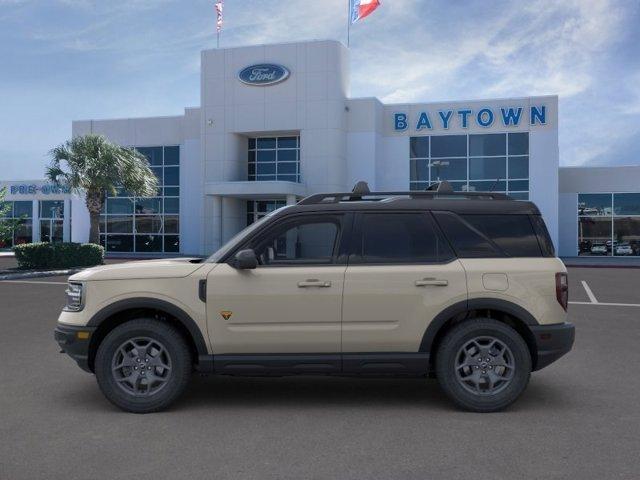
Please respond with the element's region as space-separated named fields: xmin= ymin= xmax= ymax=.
xmin=206 ymin=206 xmax=292 ymax=262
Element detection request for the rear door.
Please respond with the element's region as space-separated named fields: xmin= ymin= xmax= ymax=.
xmin=341 ymin=212 xmax=467 ymax=356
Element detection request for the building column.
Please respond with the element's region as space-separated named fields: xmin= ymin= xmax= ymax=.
xmin=31 ymin=200 xmax=40 ymax=243
xmin=203 ymin=195 xmax=223 ymax=255
xmin=286 ymin=194 xmax=298 ymax=206
xmin=62 ymin=199 xmax=71 ymax=242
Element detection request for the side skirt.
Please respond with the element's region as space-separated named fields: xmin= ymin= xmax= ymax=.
xmin=196 ymin=353 xmax=430 ymax=377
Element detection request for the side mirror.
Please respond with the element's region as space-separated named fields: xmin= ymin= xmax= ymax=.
xmin=234 ymin=249 xmax=258 ymax=270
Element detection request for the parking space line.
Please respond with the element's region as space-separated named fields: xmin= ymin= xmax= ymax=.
xmin=0 ymin=280 xmax=67 ymax=285
xmin=581 ymin=280 xmax=598 ymax=304
xmin=569 ymin=301 xmax=640 ymax=307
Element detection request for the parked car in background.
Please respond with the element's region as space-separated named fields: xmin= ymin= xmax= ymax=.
xmin=615 ymin=243 xmax=633 ymax=256
xmin=591 ymin=244 xmax=608 ymax=255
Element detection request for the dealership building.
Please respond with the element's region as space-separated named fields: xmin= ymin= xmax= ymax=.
xmin=2 ymin=40 xmax=640 ymax=257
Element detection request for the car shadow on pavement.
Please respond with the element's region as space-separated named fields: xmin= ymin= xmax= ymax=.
xmin=58 ymin=372 xmax=573 ymax=414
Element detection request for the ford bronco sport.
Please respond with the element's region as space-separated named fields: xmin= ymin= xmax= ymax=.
xmin=54 ymin=181 xmax=574 ymax=413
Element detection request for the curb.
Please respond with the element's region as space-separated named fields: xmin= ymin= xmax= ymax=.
xmin=0 ymin=269 xmax=83 ymax=281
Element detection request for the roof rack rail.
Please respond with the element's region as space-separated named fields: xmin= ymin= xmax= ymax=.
xmin=298 ymin=181 xmax=512 ymax=205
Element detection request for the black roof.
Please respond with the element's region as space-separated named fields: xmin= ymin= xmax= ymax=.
xmin=286 ymin=182 xmax=541 ymax=216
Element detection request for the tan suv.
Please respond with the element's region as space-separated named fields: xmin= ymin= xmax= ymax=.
xmin=54 ymin=182 xmax=574 ymax=413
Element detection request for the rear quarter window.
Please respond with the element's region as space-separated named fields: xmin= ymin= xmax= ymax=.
xmin=460 ymin=214 xmax=542 ymax=257
xmin=433 ymin=212 xmax=547 ymax=258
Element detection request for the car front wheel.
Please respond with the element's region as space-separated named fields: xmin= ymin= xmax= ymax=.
xmin=436 ymin=318 xmax=531 ymax=412
xmin=95 ymin=318 xmax=192 ymax=413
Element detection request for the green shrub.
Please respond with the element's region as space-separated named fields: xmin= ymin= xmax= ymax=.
xmin=12 ymin=242 xmax=104 ymax=269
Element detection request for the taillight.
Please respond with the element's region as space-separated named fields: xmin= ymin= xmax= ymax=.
xmin=555 ymin=272 xmax=568 ymax=311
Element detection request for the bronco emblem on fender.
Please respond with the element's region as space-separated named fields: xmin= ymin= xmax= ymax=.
xmin=220 ymin=311 xmax=233 ymax=320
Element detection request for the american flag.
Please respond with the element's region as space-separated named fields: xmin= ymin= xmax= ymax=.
xmin=215 ymin=0 xmax=223 ymax=32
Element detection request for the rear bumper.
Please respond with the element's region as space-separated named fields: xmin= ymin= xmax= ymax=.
xmin=54 ymin=324 xmax=96 ymax=373
xmin=531 ymin=322 xmax=575 ymax=371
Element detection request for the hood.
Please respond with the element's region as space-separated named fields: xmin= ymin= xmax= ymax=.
xmin=69 ymin=258 xmax=206 ymax=281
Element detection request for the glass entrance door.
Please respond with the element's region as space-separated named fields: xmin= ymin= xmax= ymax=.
xmin=39 ymin=200 xmax=65 ymax=243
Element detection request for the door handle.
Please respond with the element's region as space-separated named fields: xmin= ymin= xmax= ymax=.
xmin=297 ymin=279 xmax=332 ymax=288
xmin=415 ymin=278 xmax=448 ymax=287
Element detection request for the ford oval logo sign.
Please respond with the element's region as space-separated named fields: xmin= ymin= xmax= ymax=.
xmin=238 ymin=64 xmax=290 ymax=86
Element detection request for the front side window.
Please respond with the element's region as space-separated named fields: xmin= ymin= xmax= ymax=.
xmin=356 ymin=213 xmax=453 ymax=264
xmin=253 ymin=218 xmax=339 ymax=266
xmin=248 ymin=136 xmax=300 ymax=183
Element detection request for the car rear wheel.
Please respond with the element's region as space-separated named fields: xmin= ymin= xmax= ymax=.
xmin=95 ymin=319 xmax=192 ymax=413
xmin=436 ymin=318 xmax=531 ymax=412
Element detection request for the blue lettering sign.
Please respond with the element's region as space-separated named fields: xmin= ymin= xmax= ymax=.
xmin=457 ymin=109 xmax=472 ymax=128
xmin=415 ymin=112 xmax=432 ymax=130
xmin=501 ymin=107 xmax=523 ymax=126
xmin=531 ymin=105 xmax=546 ymax=125
xmin=394 ymin=113 xmax=408 ymax=131
xmin=438 ymin=110 xmax=453 ymax=129
xmin=477 ymin=108 xmax=494 ymax=127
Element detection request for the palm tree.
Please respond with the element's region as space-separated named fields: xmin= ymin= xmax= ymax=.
xmin=46 ymin=134 xmax=159 ymax=244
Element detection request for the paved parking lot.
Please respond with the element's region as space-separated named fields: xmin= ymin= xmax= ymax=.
xmin=1 ymin=266 xmax=639 ymax=479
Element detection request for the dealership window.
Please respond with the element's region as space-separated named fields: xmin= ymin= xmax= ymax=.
xmin=0 ymin=201 xmax=33 ymax=249
xmin=409 ymin=133 xmax=529 ymax=200
xmin=578 ymin=193 xmax=640 ymax=256
xmin=247 ymin=136 xmax=300 ymax=183
xmin=246 ymin=200 xmax=286 ymax=226
xmin=39 ymin=200 xmax=64 ymax=243
xmin=100 ymin=146 xmax=180 ymax=253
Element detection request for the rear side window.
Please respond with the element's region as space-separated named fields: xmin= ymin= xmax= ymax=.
xmin=435 ymin=211 xmax=545 ymax=258
xmin=356 ymin=213 xmax=454 ymax=264
xmin=433 ymin=212 xmax=502 ymax=258
xmin=530 ymin=215 xmax=555 ymax=257
xmin=461 ymin=214 xmax=542 ymax=257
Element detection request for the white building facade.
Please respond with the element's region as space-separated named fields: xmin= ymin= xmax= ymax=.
xmin=2 ymin=40 xmax=632 ymax=257
xmin=66 ymin=40 xmax=567 ymax=257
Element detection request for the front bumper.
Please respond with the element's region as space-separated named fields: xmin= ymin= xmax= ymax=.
xmin=54 ymin=324 xmax=97 ymax=373
xmin=531 ymin=322 xmax=575 ymax=371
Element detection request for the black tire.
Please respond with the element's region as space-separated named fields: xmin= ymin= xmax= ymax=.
xmin=95 ymin=318 xmax=192 ymax=413
xmin=435 ymin=318 xmax=531 ymax=412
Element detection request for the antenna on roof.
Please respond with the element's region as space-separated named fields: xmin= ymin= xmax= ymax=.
xmin=426 ymin=181 xmax=454 ymax=193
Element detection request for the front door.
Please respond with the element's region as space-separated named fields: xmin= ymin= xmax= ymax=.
xmin=206 ymin=213 xmax=349 ymax=355
xmin=341 ymin=212 xmax=467 ymax=355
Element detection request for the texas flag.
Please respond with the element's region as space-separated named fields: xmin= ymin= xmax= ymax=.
xmin=350 ymin=0 xmax=381 ymax=24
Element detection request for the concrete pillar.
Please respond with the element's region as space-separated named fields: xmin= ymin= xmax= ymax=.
xmin=31 ymin=200 xmax=40 ymax=243
xmin=286 ymin=194 xmax=298 ymax=206
xmin=63 ymin=199 xmax=71 ymax=242
xmin=203 ymin=195 xmax=223 ymax=255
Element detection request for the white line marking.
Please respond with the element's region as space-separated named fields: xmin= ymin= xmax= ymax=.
xmin=581 ymin=280 xmax=598 ymax=304
xmin=569 ymin=301 xmax=640 ymax=308
xmin=0 ymin=280 xmax=67 ymax=285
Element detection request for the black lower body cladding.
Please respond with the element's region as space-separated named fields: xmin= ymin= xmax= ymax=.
xmin=530 ymin=322 xmax=575 ymax=371
xmin=54 ymin=324 xmax=97 ymax=372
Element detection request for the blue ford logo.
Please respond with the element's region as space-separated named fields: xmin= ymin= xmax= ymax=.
xmin=238 ymin=64 xmax=290 ymax=86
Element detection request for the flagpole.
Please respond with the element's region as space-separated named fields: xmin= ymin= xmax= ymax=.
xmin=347 ymin=0 xmax=351 ymax=47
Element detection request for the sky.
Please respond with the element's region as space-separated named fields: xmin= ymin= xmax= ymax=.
xmin=0 ymin=0 xmax=639 ymax=179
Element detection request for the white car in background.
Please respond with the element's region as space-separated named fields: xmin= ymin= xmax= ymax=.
xmin=615 ymin=244 xmax=633 ymax=256
xmin=590 ymin=244 xmax=607 ymax=255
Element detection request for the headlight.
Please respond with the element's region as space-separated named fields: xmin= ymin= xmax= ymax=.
xmin=64 ymin=282 xmax=84 ymax=312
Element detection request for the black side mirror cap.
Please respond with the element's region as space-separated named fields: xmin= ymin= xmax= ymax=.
xmin=234 ymin=249 xmax=258 ymax=270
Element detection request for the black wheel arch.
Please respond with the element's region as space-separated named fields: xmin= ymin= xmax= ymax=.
xmin=86 ymin=298 xmax=208 ymax=372
xmin=421 ymin=298 xmax=539 ymax=370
